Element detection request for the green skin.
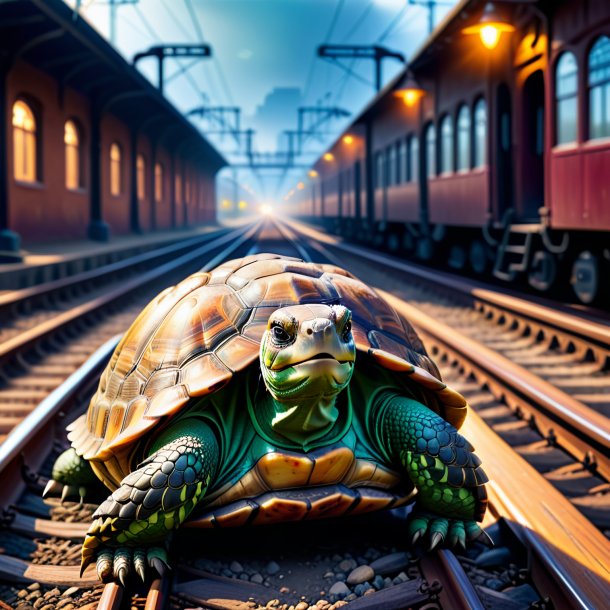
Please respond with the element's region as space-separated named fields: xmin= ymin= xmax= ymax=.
xmin=51 ymin=304 xmax=488 ymax=584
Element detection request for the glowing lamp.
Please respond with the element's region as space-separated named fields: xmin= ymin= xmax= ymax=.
xmin=238 ymin=200 xmax=247 ymax=210
xmin=308 ymin=170 xmax=319 ymax=178
xmin=260 ymin=204 xmax=272 ymax=215
xmin=297 ymin=181 xmax=305 ymax=190
xmin=394 ymin=74 xmax=425 ymax=107
xmin=323 ymin=152 xmax=335 ymax=162
xmin=343 ymin=135 xmax=354 ymax=145
xmin=462 ymin=3 xmax=515 ymax=50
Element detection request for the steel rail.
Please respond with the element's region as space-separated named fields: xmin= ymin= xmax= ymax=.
xmin=0 ymin=223 xmax=259 ymax=365
xmin=0 ymin=228 xmax=228 ymax=313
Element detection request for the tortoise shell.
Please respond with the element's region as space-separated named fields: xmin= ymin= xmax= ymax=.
xmin=68 ymin=253 xmax=468 ymax=489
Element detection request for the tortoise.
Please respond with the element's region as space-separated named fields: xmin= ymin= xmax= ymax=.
xmin=45 ymin=253 xmax=488 ymax=584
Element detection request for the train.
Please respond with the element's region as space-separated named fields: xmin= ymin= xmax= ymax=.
xmin=290 ymin=0 xmax=610 ymax=304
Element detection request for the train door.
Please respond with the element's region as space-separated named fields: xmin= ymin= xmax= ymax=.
xmin=520 ymin=70 xmax=545 ymax=220
xmin=496 ymin=83 xmax=514 ymax=219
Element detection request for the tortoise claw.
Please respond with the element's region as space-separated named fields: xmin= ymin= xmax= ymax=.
xmin=429 ymin=531 xmax=444 ymax=551
xmin=42 ymin=479 xmax=62 ymax=499
xmin=411 ymin=528 xmax=425 ymax=545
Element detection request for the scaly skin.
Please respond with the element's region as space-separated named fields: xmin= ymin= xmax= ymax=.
xmin=379 ymin=394 xmax=488 ymax=549
xmin=81 ymin=419 xmax=218 ymax=583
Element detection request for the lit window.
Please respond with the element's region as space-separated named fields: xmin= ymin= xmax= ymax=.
xmin=110 ymin=143 xmax=122 ymax=196
xmin=588 ymin=36 xmax=610 ymax=140
xmin=408 ymin=135 xmax=419 ymax=182
xmin=473 ymin=99 xmax=487 ymax=167
xmin=12 ymin=100 xmax=37 ymax=183
xmin=456 ymin=105 xmax=471 ymax=171
xmin=425 ymin=123 xmax=436 ymax=178
xmin=155 ymin=163 xmax=163 ymax=203
xmin=137 ymin=154 xmax=146 ymax=201
xmin=555 ymin=52 xmax=578 ymax=144
xmin=440 ymin=115 xmax=454 ymax=174
xmin=64 ymin=120 xmax=82 ymax=190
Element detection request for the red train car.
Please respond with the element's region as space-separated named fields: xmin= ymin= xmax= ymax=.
xmin=300 ymin=0 xmax=610 ymax=303
xmin=0 ymin=0 xmax=225 ymax=261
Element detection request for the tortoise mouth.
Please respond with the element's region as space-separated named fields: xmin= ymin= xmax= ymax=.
xmin=272 ymin=354 xmax=354 ymax=372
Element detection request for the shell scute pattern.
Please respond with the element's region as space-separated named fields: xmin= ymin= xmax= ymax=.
xmin=68 ymin=253 xmax=468 ymax=487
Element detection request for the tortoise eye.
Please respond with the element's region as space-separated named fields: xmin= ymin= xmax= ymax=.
xmin=342 ymin=319 xmax=352 ymax=341
xmin=271 ymin=322 xmax=292 ymax=344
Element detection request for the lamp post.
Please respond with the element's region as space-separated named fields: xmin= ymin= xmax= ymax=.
xmin=394 ymin=73 xmax=426 ymax=108
xmin=461 ymin=2 xmax=515 ymax=50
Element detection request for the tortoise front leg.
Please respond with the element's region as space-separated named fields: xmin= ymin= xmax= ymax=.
xmin=81 ymin=420 xmax=218 ymax=584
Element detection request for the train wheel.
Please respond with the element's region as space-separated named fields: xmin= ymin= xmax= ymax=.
xmin=448 ymin=245 xmax=467 ymax=270
xmin=528 ymin=250 xmax=557 ymax=292
xmin=570 ymin=251 xmax=599 ymax=304
xmin=469 ymin=240 xmax=488 ymax=274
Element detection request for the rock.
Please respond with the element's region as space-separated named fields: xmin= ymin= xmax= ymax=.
xmin=331 ymin=554 xmax=342 ymax=562
xmin=61 ymin=587 xmax=79 ymax=598
xmin=486 ymin=578 xmax=505 ymax=590
xmin=230 ymin=560 xmax=244 ymax=574
xmin=353 ymin=584 xmax=366 ymax=597
xmin=395 ymin=571 xmax=408 ymax=583
xmin=240 ymin=573 xmax=250 ymax=581
xmin=383 ymin=577 xmax=393 ymax=588
xmin=344 ymin=594 xmax=358 ymax=602
xmin=33 ymin=599 xmax=46 ymax=609
xmin=503 ymin=584 xmax=540 ymax=605
xmin=334 ymin=572 xmax=346 ymax=582
xmin=364 ymin=589 xmax=376 ymax=596
xmin=329 ymin=602 xmax=348 ymax=610
xmin=251 ymin=573 xmax=264 ymax=584
xmin=372 ymin=575 xmax=385 ymax=590
xmin=295 ymin=603 xmax=308 ymax=610
xmin=328 ymin=581 xmax=350 ymax=600
xmin=280 ymin=587 xmax=290 ymax=594
xmin=337 ymin=559 xmax=356 ymax=572
xmin=323 ymin=571 xmax=334 ymax=579
xmin=369 ymin=552 xmax=410 ymax=576
xmin=266 ymin=561 xmax=281 ymax=575
xmin=27 ymin=584 xmax=40 ymax=592
xmin=475 ymin=547 xmax=512 ymax=568
xmin=347 ymin=565 xmax=374 ymax=586
xmin=364 ymin=547 xmax=381 ymax=561
xmin=56 ymin=599 xmax=74 ymax=609
xmin=222 ymin=568 xmax=233 ymax=578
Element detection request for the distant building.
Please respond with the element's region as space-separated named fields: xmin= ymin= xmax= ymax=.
xmin=251 ymin=87 xmax=302 ymax=152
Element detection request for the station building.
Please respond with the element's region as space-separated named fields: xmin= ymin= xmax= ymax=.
xmin=0 ymin=0 xmax=225 ymax=261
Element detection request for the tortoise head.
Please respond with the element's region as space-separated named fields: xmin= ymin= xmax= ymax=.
xmin=260 ymin=304 xmax=356 ymax=404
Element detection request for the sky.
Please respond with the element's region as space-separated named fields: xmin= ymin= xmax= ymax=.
xmin=64 ymin=0 xmax=457 ymax=204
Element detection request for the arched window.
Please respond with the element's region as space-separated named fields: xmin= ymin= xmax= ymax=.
xmin=456 ymin=105 xmax=471 ymax=171
xmin=155 ymin=162 xmax=163 ymax=203
xmin=555 ymin=52 xmax=578 ymax=144
xmin=425 ymin=123 xmax=436 ymax=178
xmin=440 ymin=115 xmax=454 ymax=174
xmin=110 ymin=143 xmax=122 ymax=196
xmin=64 ymin=120 xmax=82 ymax=190
xmin=136 ymin=154 xmax=146 ymax=201
xmin=473 ymin=98 xmax=487 ymax=167
xmin=408 ymin=135 xmax=419 ymax=182
xmin=588 ymin=36 xmax=610 ymax=140
xmin=12 ymin=100 xmax=38 ymax=183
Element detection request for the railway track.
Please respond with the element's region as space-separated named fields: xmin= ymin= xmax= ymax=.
xmin=286 ymin=219 xmax=610 ymax=535
xmin=0 ymin=221 xmax=608 ymax=609
xmin=0 ymin=224 xmax=260 ymax=446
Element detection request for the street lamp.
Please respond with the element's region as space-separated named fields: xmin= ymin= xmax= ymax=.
xmin=462 ymin=2 xmax=515 ymax=50
xmin=323 ymin=152 xmax=335 ymax=162
xmin=394 ymin=73 xmax=426 ymax=107
xmin=308 ymin=170 xmax=319 ymax=178
xmin=343 ymin=135 xmax=354 ymax=145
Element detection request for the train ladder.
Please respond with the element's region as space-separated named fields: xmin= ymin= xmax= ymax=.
xmin=492 ymin=224 xmax=535 ymax=281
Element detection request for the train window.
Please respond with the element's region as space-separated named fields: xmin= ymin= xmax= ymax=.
xmin=555 ymin=52 xmax=578 ymax=144
xmin=375 ymin=152 xmax=384 ymax=189
xmin=473 ymin=99 xmax=487 ymax=167
xmin=588 ymin=36 xmax=610 ymax=140
xmin=110 ymin=142 xmax=122 ymax=196
xmin=425 ymin=124 xmax=436 ymax=178
xmin=397 ymin=140 xmax=406 ymax=183
xmin=155 ymin=162 xmax=163 ymax=203
xmin=387 ymin=146 xmax=396 ymax=186
xmin=408 ymin=135 xmax=419 ymax=181
xmin=456 ymin=105 xmax=471 ymax=171
xmin=64 ymin=120 xmax=83 ymax=190
xmin=440 ymin=115 xmax=454 ymax=174
xmin=137 ymin=154 xmax=146 ymax=201
xmin=12 ymin=100 xmax=38 ymax=183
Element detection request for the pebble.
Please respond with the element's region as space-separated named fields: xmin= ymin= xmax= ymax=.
xmin=336 ymin=559 xmax=356 ymax=572
xmin=372 ymin=575 xmax=385 ymax=590
xmin=323 ymin=571 xmax=334 ymax=579
xmin=486 ymin=578 xmax=505 ymax=590
xmin=295 ymin=603 xmax=308 ymax=610
xmin=392 ymin=572 xmax=408 ymax=585
xmin=363 ymin=589 xmax=375 ymax=596
xmin=230 ymin=560 xmax=244 ymax=574
xmin=266 ymin=561 xmax=281 ymax=575
xmin=56 ymin=599 xmax=75 ymax=609
xmin=222 ymin=568 xmax=233 ymax=577
xmin=27 ymin=584 xmax=40 ymax=591
xmin=475 ymin=547 xmax=512 ymax=568
xmin=328 ymin=581 xmax=350 ymax=599
xmin=346 ymin=565 xmax=374 ymax=586
xmin=251 ymin=573 xmax=264 ymax=584
xmin=280 ymin=587 xmax=290 ymax=594
xmin=239 ymin=572 xmax=250 ymax=581
xmin=334 ymin=572 xmax=346 ymax=582
xmin=503 ymin=584 xmax=540 ymax=605
xmin=353 ymin=584 xmax=366 ymax=597
xmin=383 ymin=577 xmax=393 ymax=588
xmin=331 ymin=554 xmax=342 ymax=562
xmin=369 ymin=551 xmax=410 ymax=576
